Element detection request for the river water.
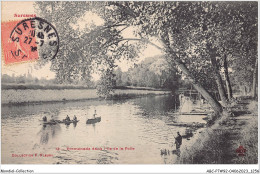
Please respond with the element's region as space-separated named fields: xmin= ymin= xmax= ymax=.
xmin=1 ymin=95 xmax=207 ymax=164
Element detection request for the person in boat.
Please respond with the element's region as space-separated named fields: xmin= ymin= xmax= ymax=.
xmin=65 ymin=115 xmax=70 ymax=121
xmin=49 ymin=115 xmax=55 ymax=122
xmin=73 ymin=115 xmax=77 ymax=121
xmin=93 ymin=110 xmax=97 ymax=118
xmin=42 ymin=116 xmax=47 ymax=122
xmin=175 ymin=132 xmax=182 ymax=150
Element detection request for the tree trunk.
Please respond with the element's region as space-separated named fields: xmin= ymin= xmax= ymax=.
xmin=166 ymin=32 xmax=223 ymax=114
xmin=223 ymin=54 xmax=233 ymax=100
xmin=243 ymin=86 xmax=247 ymax=95
xmin=208 ymin=46 xmax=228 ymax=106
xmin=252 ymin=57 xmax=258 ymax=99
xmin=174 ymin=59 xmax=223 ymax=114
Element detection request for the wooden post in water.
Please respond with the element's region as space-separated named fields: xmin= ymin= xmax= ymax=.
xmin=190 ymin=86 xmax=192 ymax=98
xmin=175 ymin=95 xmax=177 ymax=111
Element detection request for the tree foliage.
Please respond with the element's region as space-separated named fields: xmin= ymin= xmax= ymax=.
xmin=114 ymin=56 xmax=180 ymax=89
xmin=35 ymin=2 xmax=257 ymax=107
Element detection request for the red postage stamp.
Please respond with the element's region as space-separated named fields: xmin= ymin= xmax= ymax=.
xmin=1 ymin=17 xmax=59 ymax=65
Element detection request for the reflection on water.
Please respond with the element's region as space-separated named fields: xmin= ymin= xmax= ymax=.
xmin=1 ymin=95 xmax=207 ymax=164
xmin=38 ymin=124 xmax=61 ymax=144
xmin=73 ymin=122 xmax=77 ymax=128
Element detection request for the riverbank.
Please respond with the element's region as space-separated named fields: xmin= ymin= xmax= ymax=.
xmin=2 ymin=88 xmax=171 ymax=105
xmin=177 ymin=97 xmax=258 ymax=164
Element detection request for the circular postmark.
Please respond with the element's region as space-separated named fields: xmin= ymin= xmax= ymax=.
xmin=9 ymin=17 xmax=59 ymax=62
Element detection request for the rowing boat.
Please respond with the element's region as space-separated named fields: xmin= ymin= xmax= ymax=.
xmin=86 ymin=117 xmax=101 ymax=124
xmin=63 ymin=120 xmax=79 ymax=124
xmin=42 ymin=120 xmax=79 ymax=125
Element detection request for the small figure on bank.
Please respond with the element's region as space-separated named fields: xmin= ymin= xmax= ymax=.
xmin=42 ymin=116 xmax=47 ymax=122
xmin=175 ymin=132 xmax=182 ymax=150
xmin=50 ymin=115 xmax=55 ymax=122
xmin=93 ymin=110 xmax=97 ymax=118
xmin=65 ymin=115 xmax=70 ymax=121
xmin=73 ymin=115 xmax=77 ymax=121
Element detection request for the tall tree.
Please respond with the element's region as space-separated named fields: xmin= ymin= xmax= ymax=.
xmin=35 ymin=1 xmax=257 ymax=114
xmin=252 ymin=57 xmax=258 ymax=99
xmin=207 ymin=44 xmax=228 ymax=106
xmin=35 ymin=1 xmax=223 ymax=113
xmin=222 ymin=54 xmax=233 ymax=100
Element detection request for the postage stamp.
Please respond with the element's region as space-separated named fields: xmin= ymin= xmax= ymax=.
xmin=2 ymin=17 xmax=59 ymax=64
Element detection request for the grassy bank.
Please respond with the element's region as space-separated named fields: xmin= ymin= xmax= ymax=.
xmin=2 ymin=88 xmax=171 ymax=105
xmin=2 ymin=83 xmax=170 ymax=91
xmin=2 ymin=83 xmax=91 ymax=90
xmin=178 ymin=98 xmax=258 ymax=164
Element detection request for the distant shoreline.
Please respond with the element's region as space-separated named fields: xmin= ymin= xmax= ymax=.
xmin=2 ymin=83 xmax=170 ymax=91
xmin=2 ymin=88 xmax=171 ymax=105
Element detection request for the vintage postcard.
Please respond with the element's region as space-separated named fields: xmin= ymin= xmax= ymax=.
xmin=1 ymin=1 xmax=259 ymax=173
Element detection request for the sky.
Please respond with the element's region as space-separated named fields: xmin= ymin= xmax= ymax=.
xmin=1 ymin=2 xmax=164 ymax=80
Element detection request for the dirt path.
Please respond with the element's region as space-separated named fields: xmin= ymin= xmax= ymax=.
xmin=178 ymin=98 xmax=258 ymax=164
